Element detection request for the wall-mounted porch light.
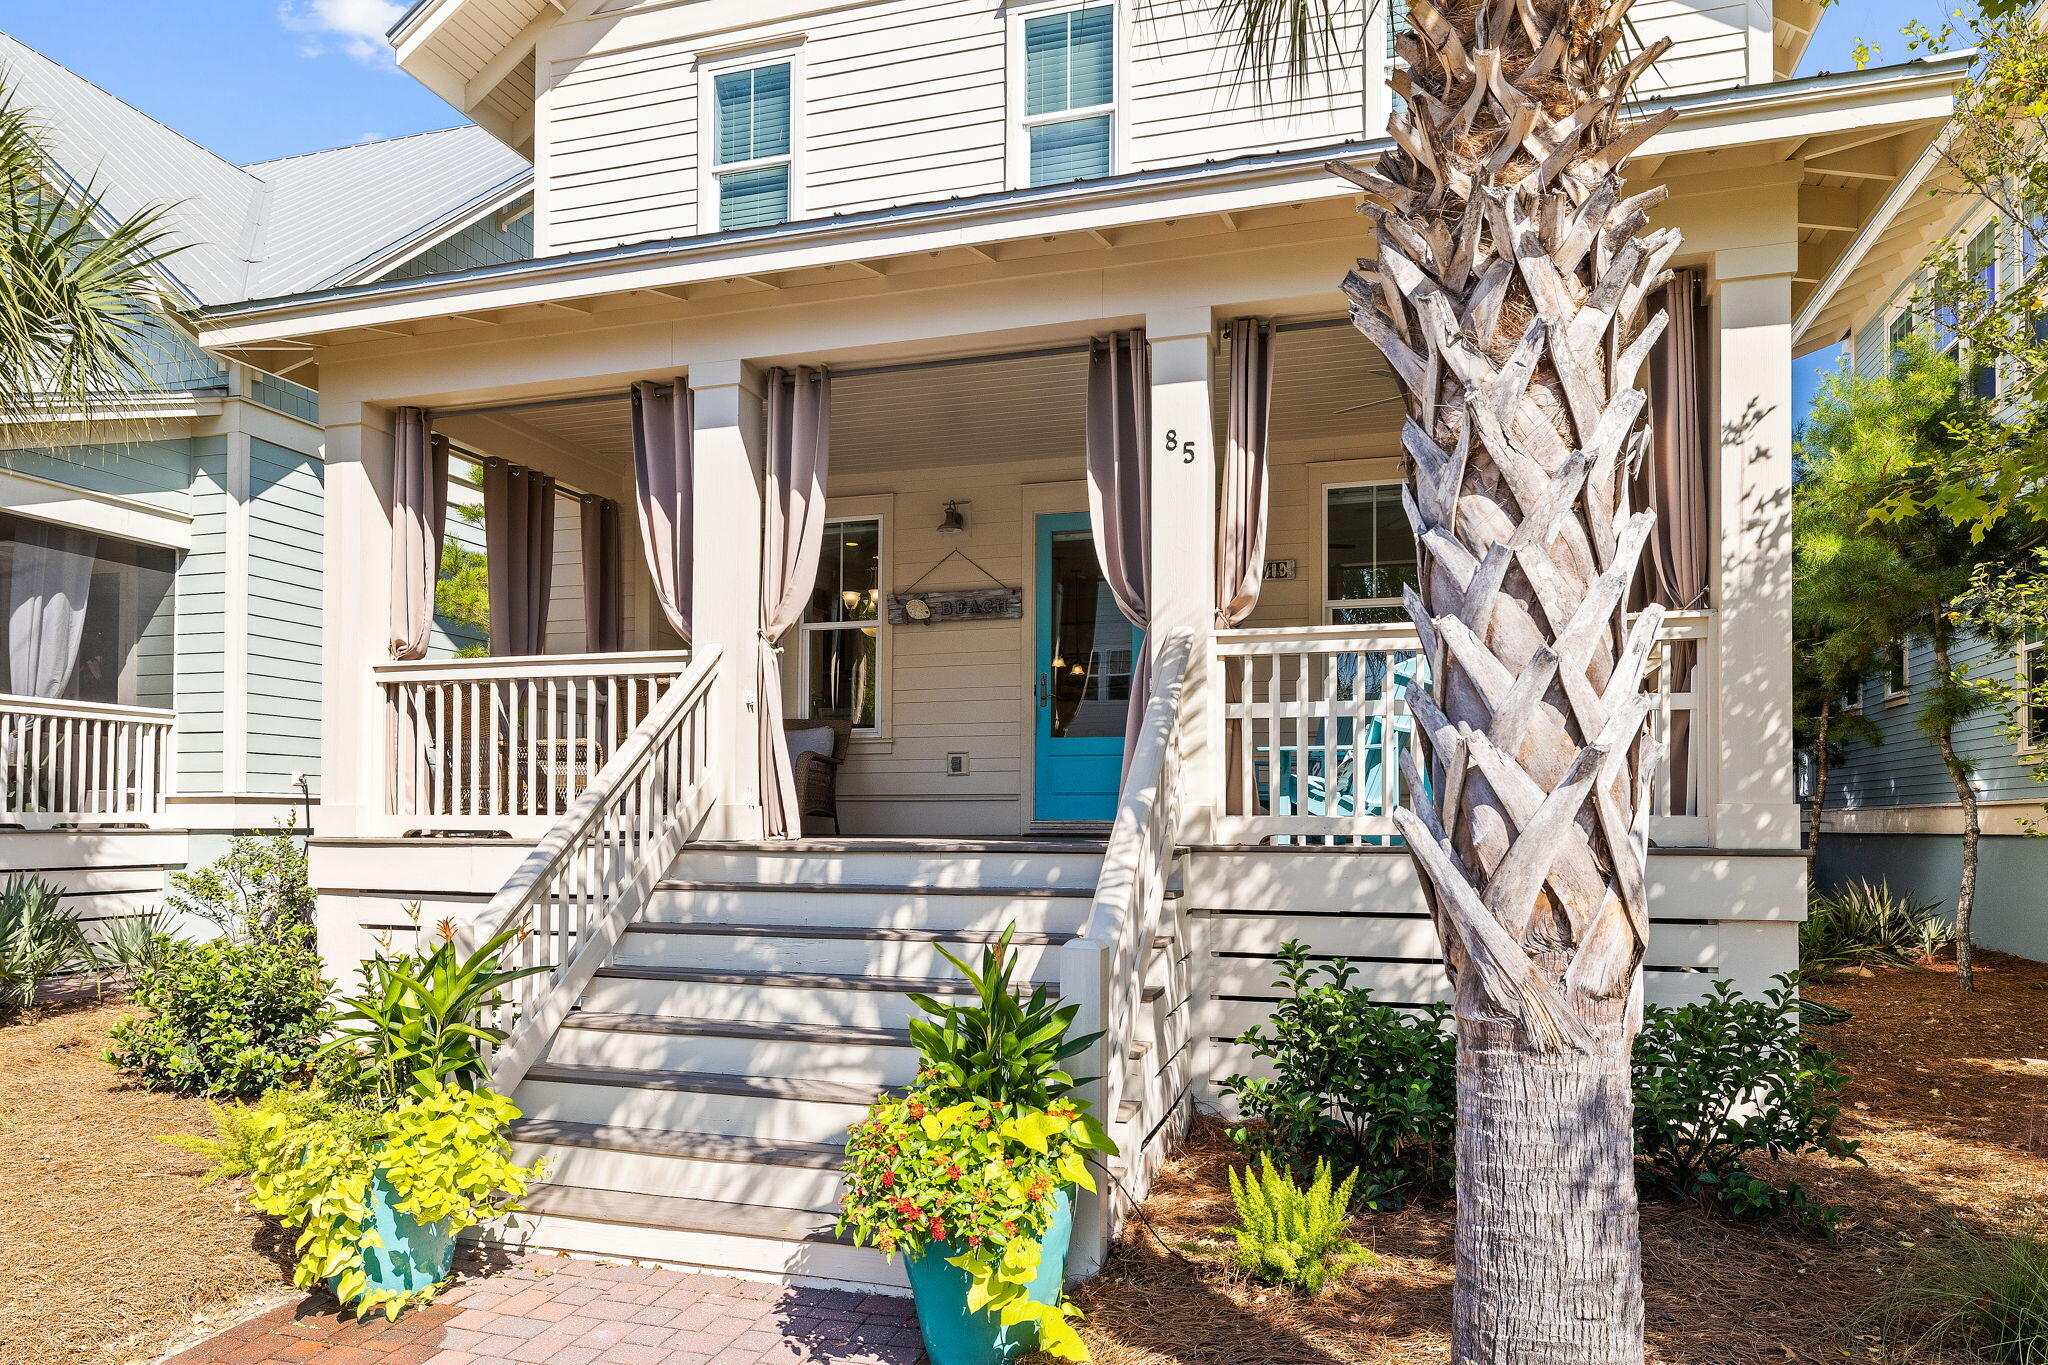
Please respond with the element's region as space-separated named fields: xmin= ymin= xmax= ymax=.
xmin=937 ymin=500 xmax=970 ymax=535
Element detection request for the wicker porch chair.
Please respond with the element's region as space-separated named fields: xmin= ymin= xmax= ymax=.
xmin=784 ymin=716 xmax=853 ymax=835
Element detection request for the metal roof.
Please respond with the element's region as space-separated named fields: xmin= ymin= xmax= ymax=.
xmin=0 ymin=29 xmax=533 ymax=307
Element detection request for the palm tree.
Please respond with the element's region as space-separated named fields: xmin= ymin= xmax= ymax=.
xmin=1235 ymin=1 xmax=1681 ymax=1359
xmin=0 ymin=82 xmax=181 ymax=433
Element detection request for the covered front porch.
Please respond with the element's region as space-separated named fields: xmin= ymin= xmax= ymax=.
xmin=336 ymin=314 xmax=1721 ymax=851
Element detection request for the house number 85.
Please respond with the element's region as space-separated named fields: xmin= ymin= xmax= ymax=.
xmin=1165 ymin=429 xmax=1196 ymax=464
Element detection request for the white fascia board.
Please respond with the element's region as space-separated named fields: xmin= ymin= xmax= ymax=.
xmin=0 ymin=393 xmax=225 ymax=430
xmin=197 ymin=57 xmax=1974 ymax=352
xmin=0 ymin=465 xmax=194 ymax=550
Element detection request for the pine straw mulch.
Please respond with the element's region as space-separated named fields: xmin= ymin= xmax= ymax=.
xmin=1071 ymin=950 xmax=2048 ymax=1365
xmin=0 ymin=999 xmax=292 ymax=1365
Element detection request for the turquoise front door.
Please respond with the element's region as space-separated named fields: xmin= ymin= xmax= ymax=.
xmin=1033 ymin=512 xmax=1139 ymax=824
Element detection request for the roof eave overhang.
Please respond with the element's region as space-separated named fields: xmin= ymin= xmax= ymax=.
xmin=197 ymin=55 xmax=1973 ymax=354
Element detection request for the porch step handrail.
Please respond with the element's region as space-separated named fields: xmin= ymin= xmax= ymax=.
xmin=1 ymin=694 xmax=176 ymax=825
xmin=457 ymin=646 xmax=721 ymax=1093
xmin=1060 ymin=626 xmax=1194 ymax=1275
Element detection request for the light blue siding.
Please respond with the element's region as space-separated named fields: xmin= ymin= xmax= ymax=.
xmin=1818 ymin=833 xmax=2046 ymax=962
xmin=176 ymin=439 xmax=229 ymax=790
xmin=0 ymin=437 xmax=193 ymax=512
xmin=1829 ymin=632 xmax=2037 ymax=810
xmin=245 ymin=438 xmax=324 ymax=794
xmin=384 ymin=203 xmax=534 ymax=281
xmin=250 ymin=372 xmax=319 ymax=424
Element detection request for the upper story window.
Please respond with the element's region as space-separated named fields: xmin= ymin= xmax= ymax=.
xmin=1966 ymin=223 xmax=1999 ymax=400
xmin=1885 ymin=643 xmax=1909 ymax=701
xmin=1324 ymin=482 xmax=1417 ymax=626
xmin=708 ymin=57 xmax=795 ymax=231
xmin=1015 ymin=4 xmax=1115 ymax=187
xmin=1887 ymin=308 xmax=1914 ymax=365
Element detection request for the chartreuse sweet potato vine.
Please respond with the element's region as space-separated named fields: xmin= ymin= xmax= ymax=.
xmin=839 ymin=1093 xmax=1116 ymax=1361
xmin=179 ymin=1084 xmax=542 ymax=1319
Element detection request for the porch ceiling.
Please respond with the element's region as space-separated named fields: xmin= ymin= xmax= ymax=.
xmin=458 ymin=321 xmax=1400 ymax=481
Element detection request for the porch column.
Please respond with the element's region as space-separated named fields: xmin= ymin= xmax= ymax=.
xmin=1709 ymin=249 xmax=1800 ymax=850
xmin=1146 ymin=306 xmax=1219 ymax=837
xmin=687 ymin=360 xmax=768 ymax=840
xmin=317 ymin=399 xmax=397 ymax=839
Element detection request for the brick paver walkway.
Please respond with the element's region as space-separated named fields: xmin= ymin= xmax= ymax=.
xmin=162 ymin=1254 xmax=928 ymax=1365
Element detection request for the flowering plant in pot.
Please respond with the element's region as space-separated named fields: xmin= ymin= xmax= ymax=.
xmin=171 ymin=917 xmax=547 ymax=1318
xmin=838 ymin=927 xmax=1117 ymax=1364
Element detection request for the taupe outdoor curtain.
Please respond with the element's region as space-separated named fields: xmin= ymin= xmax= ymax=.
xmin=631 ymin=379 xmax=694 ymax=644
xmin=759 ymin=366 xmax=832 ymax=840
xmin=1638 ymin=272 xmax=1711 ymax=612
xmin=482 ymin=459 xmax=557 ymax=657
xmin=388 ymin=408 xmax=449 ymax=660
xmin=580 ymin=495 xmax=625 ymax=654
xmin=1218 ymin=318 xmax=1276 ymax=626
xmin=1086 ymin=330 xmax=1152 ymax=755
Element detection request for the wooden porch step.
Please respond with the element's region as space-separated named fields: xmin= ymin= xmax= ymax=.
xmin=558 ymin=1010 xmax=1157 ymax=1061
xmin=625 ymin=922 xmax=1176 ymax=947
xmin=508 ymin=1118 xmax=844 ymax=1169
xmin=653 ymin=879 xmax=1107 ymax=899
xmin=680 ymin=838 xmax=1107 ymax=854
xmin=592 ymin=963 xmax=1165 ymax=1002
xmin=525 ymin=1061 xmax=882 ymax=1106
xmin=561 ymin=1012 xmax=912 ymax=1047
xmin=516 ymin=1184 xmax=852 ymax=1245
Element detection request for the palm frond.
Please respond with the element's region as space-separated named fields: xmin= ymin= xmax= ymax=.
xmin=1215 ymin=0 xmax=1384 ymax=91
xmin=0 ymin=82 xmax=186 ymax=437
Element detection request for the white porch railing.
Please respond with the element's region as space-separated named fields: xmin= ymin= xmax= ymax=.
xmin=376 ymin=651 xmax=692 ymax=830
xmin=1216 ymin=610 xmax=1714 ymax=848
xmin=1061 ymin=628 xmax=1194 ymax=1276
xmin=456 ymin=647 xmax=721 ymax=1093
xmin=1 ymin=694 xmax=174 ymax=827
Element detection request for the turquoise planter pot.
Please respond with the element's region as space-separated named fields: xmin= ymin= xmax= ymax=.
xmin=903 ymin=1189 xmax=1073 ymax=1365
xmin=330 ymin=1168 xmax=457 ymax=1307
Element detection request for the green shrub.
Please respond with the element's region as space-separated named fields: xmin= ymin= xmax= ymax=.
xmin=905 ymin=924 xmax=1101 ymax=1110
xmin=1632 ymin=976 xmax=1861 ymax=1229
xmin=0 ymin=874 xmax=88 ymax=1014
xmin=1802 ymin=879 xmax=1953 ymax=978
xmin=1224 ymin=1154 xmax=1373 ymax=1294
xmin=1218 ymin=942 xmax=1455 ymax=1208
xmin=104 ymin=927 xmax=330 ymax=1097
xmin=90 ymin=908 xmax=178 ymax=980
xmin=1897 ymin=1226 xmax=2048 ymax=1364
xmin=323 ymin=919 xmax=547 ymax=1100
xmin=169 ymin=819 xmax=315 ymax=945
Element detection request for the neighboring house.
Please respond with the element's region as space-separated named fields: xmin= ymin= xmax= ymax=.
xmin=1806 ymin=185 xmax=2048 ymax=961
xmin=189 ymin=0 xmax=1956 ymax=1290
xmin=0 ymin=30 xmax=529 ymax=935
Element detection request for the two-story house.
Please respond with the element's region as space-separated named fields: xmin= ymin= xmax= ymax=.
xmin=191 ymin=0 xmax=1963 ymax=1291
xmin=0 ymin=31 xmax=532 ymax=932
xmin=1797 ymin=104 xmax=2048 ymax=963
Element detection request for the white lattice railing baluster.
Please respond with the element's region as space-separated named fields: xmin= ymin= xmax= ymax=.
xmin=450 ymin=648 xmax=721 ymax=1094
xmin=0 ymin=695 xmax=175 ymax=828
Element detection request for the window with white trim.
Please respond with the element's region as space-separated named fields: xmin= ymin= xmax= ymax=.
xmin=1966 ymin=222 xmax=1999 ymax=400
xmin=1324 ymin=482 xmax=1418 ymax=625
xmin=1887 ymin=308 xmax=1914 ymax=365
xmin=2022 ymin=635 xmax=2048 ymax=752
xmin=707 ymin=57 xmax=795 ymax=231
xmin=1014 ymin=3 xmax=1115 ymax=187
xmin=800 ymin=518 xmax=882 ymax=732
xmin=1885 ymin=643 xmax=1909 ymax=701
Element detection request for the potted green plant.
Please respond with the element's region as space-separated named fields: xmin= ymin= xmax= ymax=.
xmin=171 ymin=917 xmax=548 ymax=1318
xmin=838 ymin=927 xmax=1118 ymax=1364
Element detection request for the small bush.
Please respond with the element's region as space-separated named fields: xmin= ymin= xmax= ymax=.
xmin=90 ymin=908 xmax=178 ymax=980
xmin=104 ymin=926 xmax=330 ymax=1097
xmin=1802 ymin=879 xmax=1953 ymax=978
xmin=1633 ymin=976 xmax=1861 ymax=1229
xmin=169 ymin=819 xmax=315 ymax=945
xmin=1897 ymin=1226 xmax=2048 ymax=1364
xmin=1218 ymin=942 xmax=1455 ymax=1208
xmin=1 ymin=874 xmax=89 ymax=1014
xmin=1224 ymin=1154 xmax=1373 ymax=1294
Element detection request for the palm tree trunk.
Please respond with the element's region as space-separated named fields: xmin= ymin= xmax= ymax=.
xmin=1929 ymin=637 xmax=1978 ymax=991
xmin=1335 ymin=3 xmax=1682 ymax=1358
xmin=1808 ymin=700 xmax=1832 ymax=874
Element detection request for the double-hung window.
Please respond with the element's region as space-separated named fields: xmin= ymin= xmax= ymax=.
xmin=1324 ymin=483 xmax=1418 ymax=625
xmin=2023 ymin=635 xmax=2048 ymax=751
xmin=800 ymin=518 xmax=883 ymax=732
xmin=710 ymin=59 xmax=794 ymax=231
xmin=1967 ymin=223 xmax=1999 ymax=400
xmin=1887 ymin=308 xmax=1914 ymax=366
xmin=1017 ymin=4 xmax=1115 ymax=187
